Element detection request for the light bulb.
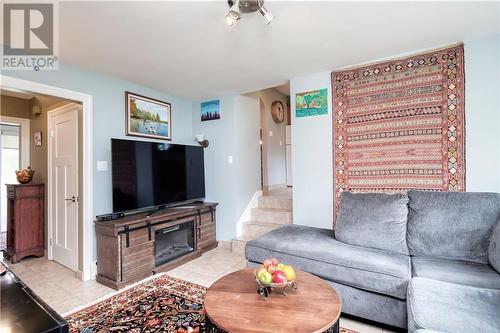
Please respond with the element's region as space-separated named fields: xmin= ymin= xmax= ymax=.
xmin=259 ymin=5 xmax=274 ymax=25
xmin=225 ymin=14 xmax=234 ymax=26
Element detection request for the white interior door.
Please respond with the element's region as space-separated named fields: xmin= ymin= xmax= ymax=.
xmin=49 ymin=107 xmax=78 ymax=271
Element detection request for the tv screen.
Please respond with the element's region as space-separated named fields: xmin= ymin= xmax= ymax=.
xmin=111 ymin=139 xmax=205 ymax=213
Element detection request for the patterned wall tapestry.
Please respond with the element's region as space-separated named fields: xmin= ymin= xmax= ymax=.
xmin=332 ymin=44 xmax=465 ymax=221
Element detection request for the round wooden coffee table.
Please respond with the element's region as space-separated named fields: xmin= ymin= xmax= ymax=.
xmin=204 ymin=269 xmax=341 ymax=333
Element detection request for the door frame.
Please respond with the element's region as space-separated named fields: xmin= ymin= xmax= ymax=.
xmin=259 ymin=98 xmax=268 ymax=189
xmin=47 ymin=103 xmax=80 ymax=272
xmin=0 ymin=115 xmax=30 ymax=168
xmin=1 ymin=76 xmax=94 ymax=281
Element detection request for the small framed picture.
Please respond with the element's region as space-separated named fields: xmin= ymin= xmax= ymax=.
xmin=34 ymin=131 xmax=42 ymax=147
xmin=295 ymin=88 xmax=329 ymax=118
xmin=201 ymin=99 xmax=221 ymax=121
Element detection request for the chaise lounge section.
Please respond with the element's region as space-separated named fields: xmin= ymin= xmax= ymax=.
xmin=245 ymin=191 xmax=500 ymax=331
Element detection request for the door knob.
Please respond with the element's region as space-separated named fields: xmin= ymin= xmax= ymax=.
xmin=65 ymin=196 xmax=77 ymax=203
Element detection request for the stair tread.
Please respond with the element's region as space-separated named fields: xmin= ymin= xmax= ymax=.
xmin=249 ymin=221 xmax=292 ymax=226
xmin=262 ymin=190 xmax=292 ymax=199
xmin=232 ymin=236 xmax=252 ymax=242
xmin=253 ymin=207 xmax=292 ymax=213
xmin=261 ymin=196 xmax=293 ymax=201
xmin=261 ymin=194 xmax=293 ymax=199
xmin=243 ymin=221 xmax=285 ymax=227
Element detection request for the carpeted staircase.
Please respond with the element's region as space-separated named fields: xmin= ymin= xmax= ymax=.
xmin=231 ymin=189 xmax=292 ymax=255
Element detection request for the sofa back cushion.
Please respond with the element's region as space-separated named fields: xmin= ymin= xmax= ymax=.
xmin=489 ymin=220 xmax=500 ymax=273
xmin=407 ymin=191 xmax=500 ymax=263
xmin=335 ymin=192 xmax=409 ymax=254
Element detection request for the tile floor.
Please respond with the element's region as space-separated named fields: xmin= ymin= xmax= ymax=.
xmin=3 ymin=246 xmax=397 ymax=333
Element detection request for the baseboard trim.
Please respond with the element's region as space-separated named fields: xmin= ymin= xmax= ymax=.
xmin=79 ymin=261 xmax=97 ymax=281
xmin=236 ymin=190 xmax=262 ymax=237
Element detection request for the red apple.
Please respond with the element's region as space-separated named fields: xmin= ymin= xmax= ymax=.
xmin=271 ymin=258 xmax=279 ymax=266
xmin=272 ymin=270 xmax=287 ymax=284
xmin=263 ymin=259 xmax=272 ymax=268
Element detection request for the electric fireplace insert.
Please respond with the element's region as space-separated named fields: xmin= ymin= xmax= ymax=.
xmin=155 ymin=220 xmax=195 ymax=267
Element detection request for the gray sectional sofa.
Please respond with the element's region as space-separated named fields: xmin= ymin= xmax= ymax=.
xmin=245 ymin=191 xmax=500 ymax=332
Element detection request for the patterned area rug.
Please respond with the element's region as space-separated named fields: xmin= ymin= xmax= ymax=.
xmin=65 ymin=274 xmax=358 ymax=333
xmin=332 ymin=44 xmax=465 ymax=223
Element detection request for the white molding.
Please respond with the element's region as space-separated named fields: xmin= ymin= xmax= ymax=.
xmin=1 ymin=75 xmax=94 ymax=281
xmin=236 ymin=190 xmax=262 ymax=237
xmin=91 ymin=260 xmax=97 ymax=278
xmin=47 ymin=103 xmax=81 ymax=272
xmin=0 ymin=115 xmax=30 ymax=168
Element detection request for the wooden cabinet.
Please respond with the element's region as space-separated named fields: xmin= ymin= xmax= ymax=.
xmin=198 ymin=208 xmax=217 ymax=251
xmin=4 ymin=184 xmax=45 ymax=264
xmin=95 ymin=203 xmax=217 ymax=290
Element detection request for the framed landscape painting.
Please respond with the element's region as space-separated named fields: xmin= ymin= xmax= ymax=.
xmin=201 ymin=99 xmax=221 ymax=121
xmin=126 ymin=92 xmax=172 ymax=140
xmin=295 ymin=88 xmax=328 ymax=117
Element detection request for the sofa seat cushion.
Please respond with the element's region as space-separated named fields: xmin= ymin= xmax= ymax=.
xmin=335 ymin=192 xmax=410 ymax=254
xmin=412 ymin=256 xmax=500 ymax=290
xmin=407 ymin=277 xmax=500 ymax=333
xmin=245 ymin=224 xmax=411 ymax=299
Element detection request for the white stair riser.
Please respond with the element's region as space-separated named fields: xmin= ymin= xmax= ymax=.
xmin=231 ymin=239 xmax=247 ymax=256
xmin=251 ymin=208 xmax=292 ymax=224
xmin=258 ymin=196 xmax=293 ymax=210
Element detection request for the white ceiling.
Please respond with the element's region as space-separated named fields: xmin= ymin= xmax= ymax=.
xmin=36 ymin=2 xmax=500 ymax=99
xmin=274 ymin=82 xmax=290 ymax=96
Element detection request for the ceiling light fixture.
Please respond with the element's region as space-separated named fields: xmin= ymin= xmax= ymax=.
xmin=228 ymin=0 xmax=242 ymax=20
xmin=225 ymin=0 xmax=274 ymax=26
xmin=258 ymin=4 xmax=274 ymax=25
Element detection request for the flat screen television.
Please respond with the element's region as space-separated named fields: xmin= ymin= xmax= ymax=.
xmin=111 ymin=138 xmax=205 ymax=213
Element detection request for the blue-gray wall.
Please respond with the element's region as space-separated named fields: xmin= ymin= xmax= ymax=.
xmin=290 ymin=71 xmax=333 ymax=230
xmin=192 ymin=95 xmax=261 ymax=241
xmin=3 ymin=63 xmax=195 ymax=217
xmin=192 ymin=95 xmax=238 ymax=241
xmin=464 ymin=35 xmax=500 ymax=192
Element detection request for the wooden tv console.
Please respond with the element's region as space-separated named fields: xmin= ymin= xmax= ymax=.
xmin=95 ymin=202 xmax=217 ymax=290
